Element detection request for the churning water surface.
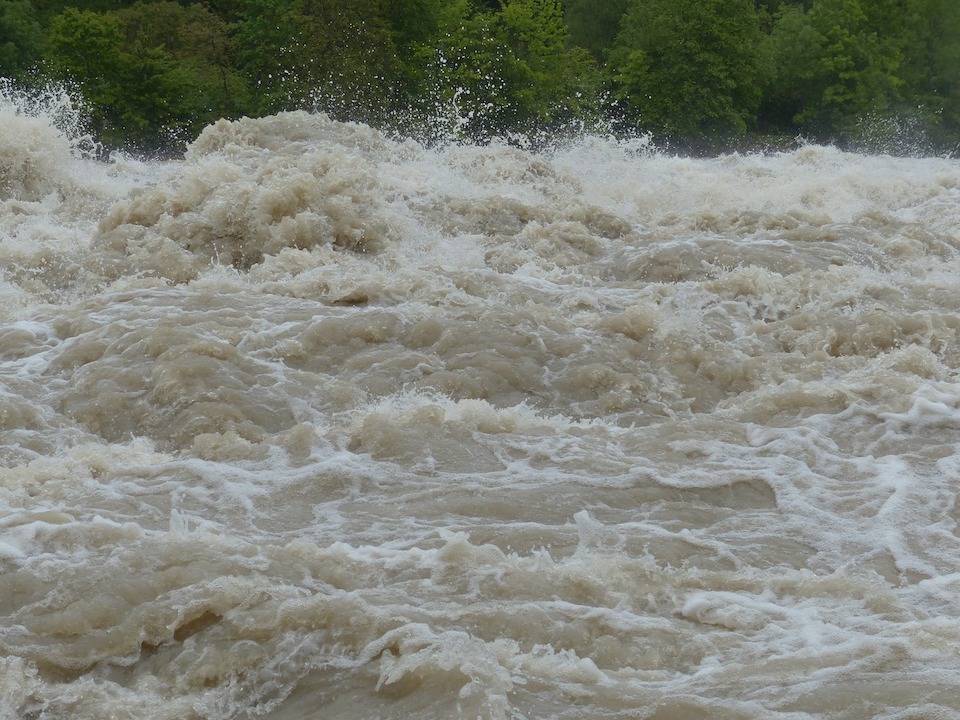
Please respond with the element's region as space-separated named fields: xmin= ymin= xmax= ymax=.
xmin=2 ymin=98 xmax=960 ymax=720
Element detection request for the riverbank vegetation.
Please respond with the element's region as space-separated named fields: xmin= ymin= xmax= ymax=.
xmin=2 ymin=0 xmax=958 ymax=154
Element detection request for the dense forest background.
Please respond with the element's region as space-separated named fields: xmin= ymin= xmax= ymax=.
xmin=1 ymin=0 xmax=959 ymax=154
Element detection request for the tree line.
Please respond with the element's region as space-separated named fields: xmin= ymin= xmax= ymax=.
xmin=2 ymin=0 xmax=958 ymax=154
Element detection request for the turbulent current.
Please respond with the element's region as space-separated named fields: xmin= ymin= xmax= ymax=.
xmin=3 ymin=100 xmax=960 ymax=720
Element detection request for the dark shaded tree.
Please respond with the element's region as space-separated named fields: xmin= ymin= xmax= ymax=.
xmin=420 ymin=0 xmax=599 ymax=141
xmin=116 ymin=2 xmax=249 ymax=127
xmin=0 ymin=0 xmax=44 ymax=78
xmin=607 ymin=0 xmax=767 ymax=143
xmin=563 ymin=0 xmax=628 ymax=61
xmin=232 ymin=0 xmax=402 ymax=124
xmin=898 ymin=0 xmax=960 ymax=145
xmin=12 ymin=0 xmax=958 ymax=153
xmin=769 ymin=0 xmax=903 ymax=135
xmin=45 ymin=3 xmax=242 ymax=150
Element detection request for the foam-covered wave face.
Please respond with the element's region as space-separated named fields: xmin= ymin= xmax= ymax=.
xmin=94 ymin=113 xmax=400 ymax=281
xmin=0 ymin=109 xmax=75 ymax=202
xmin=0 ymin=82 xmax=102 ymax=201
xmin=0 ymin=84 xmax=159 ymax=310
xmin=4 ymin=109 xmax=960 ymax=719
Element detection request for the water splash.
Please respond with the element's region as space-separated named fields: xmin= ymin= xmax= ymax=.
xmin=0 ymin=78 xmax=101 ymax=160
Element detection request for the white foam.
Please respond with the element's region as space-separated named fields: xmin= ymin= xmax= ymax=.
xmin=3 ymin=111 xmax=960 ymax=718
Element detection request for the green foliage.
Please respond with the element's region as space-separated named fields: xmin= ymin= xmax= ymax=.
xmin=229 ymin=0 xmax=311 ymax=114
xmin=232 ymin=0 xmax=401 ymax=123
xmin=46 ymin=3 xmax=241 ymax=150
xmin=607 ymin=0 xmax=767 ymax=141
xmin=117 ymin=2 xmax=246 ymax=136
xmin=46 ymin=7 xmax=126 ymax=109
xmin=769 ymin=0 xmax=903 ymax=134
xmin=0 ymin=0 xmax=44 ymax=77
xmin=498 ymin=0 xmax=600 ymax=130
xmin=385 ymin=0 xmax=447 ymax=47
xmin=563 ymin=0 xmax=628 ymax=61
xmin=9 ymin=0 xmax=959 ymax=153
xmin=427 ymin=5 xmax=533 ymax=139
xmin=903 ymin=0 xmax=960 ymax=142
xmin=422 ymin=0 xmax=599 ymax=141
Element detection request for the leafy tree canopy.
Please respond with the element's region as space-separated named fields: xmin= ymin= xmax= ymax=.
xmin=608 ymin=0 xmax=767 ymax=142
xmin=0 ymin=0 xmax=955 ymax=153
xmin=563 ymin=0 xmax=628 ymax=61
xmin=420 ymin=0 xmax=598 ymax=142
xmin=770 ymin=0 xmax=903 ymax=134
xmin=0 ymin=0 xmax=44 ymax=77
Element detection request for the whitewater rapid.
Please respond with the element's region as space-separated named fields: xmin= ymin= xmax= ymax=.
xmin=2 ymin=102 xmax=960 ymax=719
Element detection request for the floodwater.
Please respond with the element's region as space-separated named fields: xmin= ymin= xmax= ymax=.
xmin=3 ymin=98 xmax=960 ymax=719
